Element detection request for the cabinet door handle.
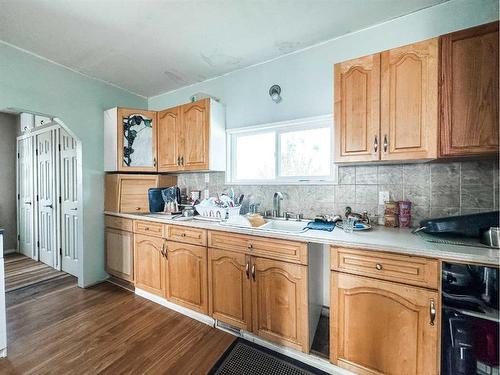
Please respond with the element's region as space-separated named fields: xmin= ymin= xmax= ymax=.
xmin=245 ymin=262 xmax=250 ymax=279
xmin=373 ymin=135 xmax=378 ymax=153
xmin=164 ymin=242 xmax=168 ymax=259
xmin=383 ymin=134 xmax=388 ymax=153
xmin=429 ymin=299 xmax=436 ymax=326
xmin=251 ymin=265 xmax=255 ymax=281
xmin=177 ymin=156 xmax=181 ymax=166
xmin=375 ymin=263 xmax=383 ymax=270
xmin=161 ymin=242 xmax=165 ymax=257
xmin=153 ymin=157 xmax=157 ymax=167
xmin=180 ymin=156 xmax=184 ymax=166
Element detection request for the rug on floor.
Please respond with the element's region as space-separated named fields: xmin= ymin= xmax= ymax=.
xmin=208 ymin=338 xmax=329 ymax=375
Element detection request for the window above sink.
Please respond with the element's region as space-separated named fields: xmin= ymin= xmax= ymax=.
xmin=226 ymin=114 xmax=334 ymax=185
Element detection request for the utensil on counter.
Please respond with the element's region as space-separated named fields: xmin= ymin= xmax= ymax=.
xmin=481 ymin=227 xmax=500 ymax=248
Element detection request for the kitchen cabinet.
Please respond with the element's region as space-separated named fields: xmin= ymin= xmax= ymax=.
xmin=252 ymin=257 xmax=309 ymax=353
xmin=330 ymin=272 xmax=439 ymax=375
xmin=334 ymin=54 xmax=381 ymax=162
xmin=104 ymin=108 xmax=158 ymax=172
xmin=104 ymin=174 xmax=177 ymax=213
xmin=439 ymin=22 xmax=499 ymax=157
xmin=157 ymin=98 xmax=226 ymax=172
xmin=380 ymin=38 xmax=438 ymax=160
xmin=134 ymin=234 xmax=165 ymax=296
xmin=157 ymin=106 xmax=181 ymax=172
xmin=334 ymin=38 xmax=438 ymax=162
xmin=165 ymin=241 xmax=208 ymax=314
xmin=208 ymin=248 xmax=251 ymax=331
xmin=105 ymin=216 xmax=134 ymax=282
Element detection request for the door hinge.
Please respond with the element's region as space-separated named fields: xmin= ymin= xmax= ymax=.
xmin=37 ymin=241 xmax=40 ymax=248
xmin=17 ymin=194 xmax=20 ymax=200
xmin=58 ymin=144 xmax=61 ymax=152
xmin=35 ymin=149 xmax=38 ymax=156
xmin=59 ymin=196 xmax=62 ymax=204
xmin=17 ymin=234 xmax=20 ymax=241
xmin=17 ymin=153 xmax=20 ymax=159
xmin=36 ymin=195 xmax=39 ymax=202
xmin=59 ymin=248 xmax=62 ymax=257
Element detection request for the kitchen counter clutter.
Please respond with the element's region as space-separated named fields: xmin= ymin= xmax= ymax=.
xmin=105 ymin=211 xmax=499 ymax=266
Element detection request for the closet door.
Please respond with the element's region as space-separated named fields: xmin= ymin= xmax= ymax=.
xmin=36 ymin=130 xmax=56 ymax=268
xmin=17 ymin=137 xmax=34 ymax=259
xmin=59 ymin=129 xmax=79 ymax=276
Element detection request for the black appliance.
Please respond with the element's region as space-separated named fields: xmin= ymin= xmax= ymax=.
xmin=419 ymin=211 xmax=499 ymax=238
xmin=148 ymin=188 xmax=165 ymax=213
xmin=442 ymin=262 xmax=499 ymax=375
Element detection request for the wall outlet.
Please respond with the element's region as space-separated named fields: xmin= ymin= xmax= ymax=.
xmin=204 ymin=173 xmax=210 ymax=183
xmin=379 ymin=191 xmax=390 ymax=205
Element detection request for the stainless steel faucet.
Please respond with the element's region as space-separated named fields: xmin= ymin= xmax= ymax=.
xmin=272 ymin=192 xmax=283 ymax=217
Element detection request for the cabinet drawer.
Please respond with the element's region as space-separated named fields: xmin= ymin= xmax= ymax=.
xmin=133 ymin=220 xmax=164 ymax=237
xmin=105 ymin=215 xmax=133 ymax=232
xmin=208 ymin=231 xmax=308 ymax=265
xmin=166 ymin=225 xmax=207 ymax=246
xmin=330 ymin=246 xmax=439 ymax=289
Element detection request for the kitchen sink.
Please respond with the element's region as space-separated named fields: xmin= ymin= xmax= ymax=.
xmin=259 ymin=219 xmax=309 ymax=234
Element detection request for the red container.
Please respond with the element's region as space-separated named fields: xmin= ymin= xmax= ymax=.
xmin=399 ymin=215 xmax=412 ymax=228
xmin=398 ymin=200 xmax=412 ymax=216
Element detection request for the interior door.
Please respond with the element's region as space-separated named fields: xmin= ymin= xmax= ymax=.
xmin=59 ymin=128 xmax=79 ymax=276
xmin=37 ymin=130 xmax=56 ymax=267
xmin=157 ymin=106 xmax=182 ymax=172
xmin=334 ymin=54 xmax=381 ymax=162
xmin=380 ymin=38 xmax=438 ymax=160
xmin=17 ymin=137 xmax=34 ymax=259
xmin=181 ymin=99 xmax=209 ymax=170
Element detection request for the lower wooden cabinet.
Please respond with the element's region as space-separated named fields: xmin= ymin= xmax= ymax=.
xmin=165 ymin=241 xmax=208 ymax=314
xmin=208 ymin=248 xmax=252 ymax=331
xmin=252 ymin=257 xmax=309 ymax=353
xmin=134 ymin=234 xmax=165 ymax=296
xmin=330 ymin=271 xmax=439 ymax=375
xmin=105 ymin=227 xmax=134 ymax=282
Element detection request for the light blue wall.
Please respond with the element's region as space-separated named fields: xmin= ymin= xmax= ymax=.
xmin=0 ymin=43 xmax=147 ymax=287
xmin=149 ymin=0 xmax=499 ymax=129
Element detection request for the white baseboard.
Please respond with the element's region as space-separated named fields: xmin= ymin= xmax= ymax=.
xmin=0 ymin=347 xmax=6 ymax=358
xmin=134 ymin=288 xmax=215 ymax=327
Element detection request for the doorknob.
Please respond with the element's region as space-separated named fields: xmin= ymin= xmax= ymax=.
xmin=24 ymin=201 xmax=32 ymax=205
xmin=44 ymin=204 xmax=53 ymax=209
xmin=70 ymin=207 xmax=78 ymax=211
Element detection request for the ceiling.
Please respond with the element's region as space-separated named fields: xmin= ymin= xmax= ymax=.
xmin=0 ymin=0 xmax=447 ymax=97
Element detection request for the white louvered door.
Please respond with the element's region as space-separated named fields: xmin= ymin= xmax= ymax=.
xmin=59 ymin=129 xmax=79 ymax=276
xmin=17 ymin=137 xmax=35 ymax=259
xmin=36 ymin=130 xmax=56 ymax=268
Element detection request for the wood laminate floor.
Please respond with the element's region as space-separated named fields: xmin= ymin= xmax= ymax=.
xmin=4 ymin=253 xmax=66 ymax=292
xmin=0 ymin=278 xmax=235 ymax=374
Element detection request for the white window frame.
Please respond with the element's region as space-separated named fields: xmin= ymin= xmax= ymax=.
xmin=226 ymin=114 xmax=334 ymax=185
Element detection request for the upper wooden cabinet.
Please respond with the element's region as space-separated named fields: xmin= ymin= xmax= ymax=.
xmin=334 ymin=39 xmax=438 ymax=163
xmin=380 ymin=38 xmax=438 ymax=160
xmin=440 ymin=22 xmax=499 ymax=157
xmin=105 ymin=99 xmax=226 ymax=173
xmin=334 ymin=54 xmax=381 ymax=162
xmin=158 ymin=98 xmax=225 ymax=172
xmin=104 ymin=108 xmax=158 ymax=172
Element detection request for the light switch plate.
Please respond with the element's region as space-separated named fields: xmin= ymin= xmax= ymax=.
xmin=379 ymin=191 xmax=390 ymax=205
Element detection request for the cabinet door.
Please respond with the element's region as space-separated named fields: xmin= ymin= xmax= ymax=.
xmin=331 ymin=272 xmax=439 ymax=375
xmin=208 ymin=248 xmax=251 ymax=330
xmin=251 ymin=257 xmax=308 ymax=352
xmin=134 ymin=234 xmax=165 ymax=296
xmin=181 ymin=99 xmax=209 ymax=170
xmin=334 ymin=54 xmax=380 ymax=162
xmin=117 ymin=108 xmax=157 ymax=172
xmin=440 ymin=22 xmax=499 ymax=157
xmin=157 ymin=106 xmax=182 ymax=172
xmin=380 ymin=38 xmax=438 ymax=160
xmin=165 ymin=241 xmax=208 ymax=314
xmin=105 ymin=228 xmax=134 ymax=282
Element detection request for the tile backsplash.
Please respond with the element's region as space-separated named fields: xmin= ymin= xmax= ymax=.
xmin=175 ymin=159 xmax=499 ymax=227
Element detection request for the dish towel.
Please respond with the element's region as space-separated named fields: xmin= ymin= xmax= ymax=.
xmin=306 ymin=220 xmax=335 ymax=232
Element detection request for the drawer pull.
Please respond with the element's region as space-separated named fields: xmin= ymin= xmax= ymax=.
xmin=251 ymin=264 xmax=256 ymax=281
xmin=429 ymin=299 xmax=436 ymax=326
xmin=135 ymin=207 xmax=141 ymax=211
xmin=181 ymin=233 xmax=186 ymax=237
xmin=247 ymin=242 xmax=253 ymax=250
xmin=245 ymin=262 xmax=249 ymax=279
xmin=145 ymin=227 xmax=149 ymax=231
xmin=375 ymin=263 xmax=383 ymax=270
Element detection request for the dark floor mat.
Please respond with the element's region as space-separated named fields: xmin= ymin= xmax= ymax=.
xmin=208 ymin=338 xmax=328 ymax=375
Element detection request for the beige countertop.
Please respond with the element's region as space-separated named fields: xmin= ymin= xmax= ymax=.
xmin=105 ymin=212 xmax=499 ymax=266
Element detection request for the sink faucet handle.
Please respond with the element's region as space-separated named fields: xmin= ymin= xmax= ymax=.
xmin=283 ymin=211 xmax=293 ymax=220
xmin=295 ymin=213 xmax=303 ymax=221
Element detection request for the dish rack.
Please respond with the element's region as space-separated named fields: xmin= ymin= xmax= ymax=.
xmin=194 ymin=205 xmax=241 ymax=220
